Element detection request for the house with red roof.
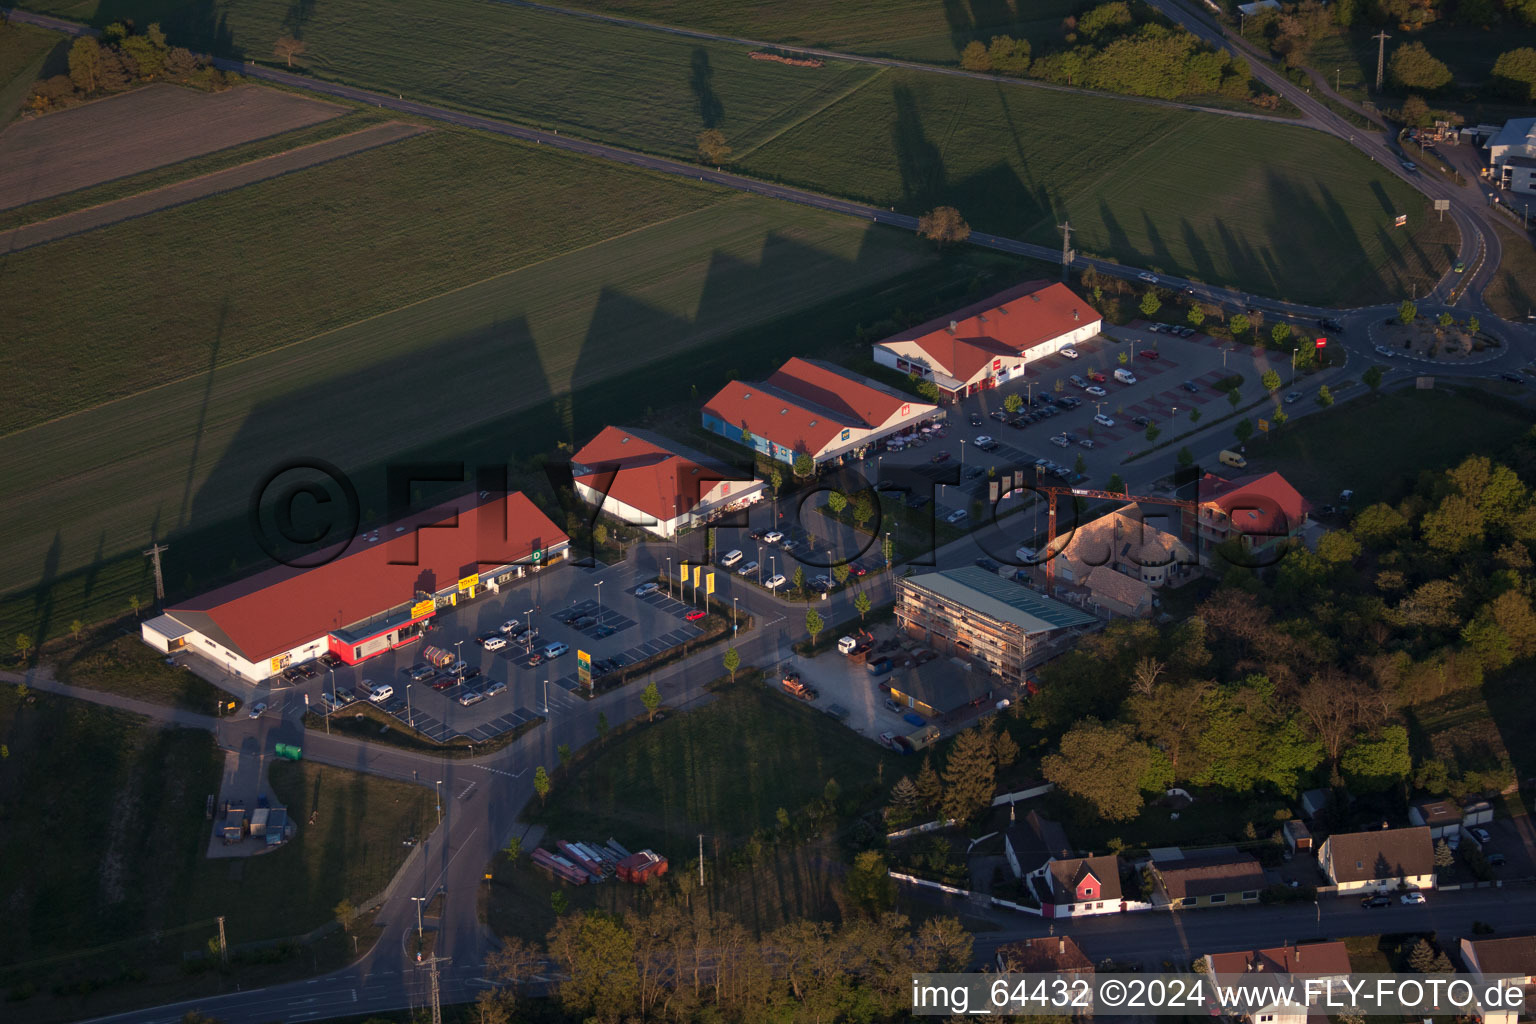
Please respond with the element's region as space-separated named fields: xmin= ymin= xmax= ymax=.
xmin=1197 ymin=471 xmax=1309 ymax=554
xmin=1025 ymin=852 xmax=1125 ymax=918
xmin=872 ymin=281 xmax=1102 ymax=399
xmin=701 ymin=357 xmax=938 ymax=467
xmin=571 ymin=427 xmax=764 ymax=538
xmin=1203 ymin=941 xmax=1353 ymax=1024
xmin=140 ymin=491 xmax=568 ymax=682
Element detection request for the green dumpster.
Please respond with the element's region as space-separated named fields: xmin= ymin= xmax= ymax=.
xmin=274 ymin=743 xmax=303 ymax=761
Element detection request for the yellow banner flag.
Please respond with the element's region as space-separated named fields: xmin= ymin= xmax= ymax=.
xmin=693 ymin=565 xmax=702 ymax=589
xmin=706 ymin=571 xmax=716 ymax=595
xmin=680 ymin=561 xmax=689 ymax=585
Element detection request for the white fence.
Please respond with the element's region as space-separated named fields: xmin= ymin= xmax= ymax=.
xmin=991 ymin=782 xmax=1055 ymax=806
xmin=887 ymin=818 xmax=958 ymax=840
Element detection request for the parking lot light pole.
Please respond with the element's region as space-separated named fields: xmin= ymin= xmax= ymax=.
xmin=525 ymin=607 xmax=534 ymax=651
xmin=412 ymin=895 xmax=427 ymax=940
xmin=435 ymin=780 xmax=442 ymax=826
xmin=454 ymin=640 xmax=463 ymax=679
xmin=595 ymin=580 xmax=604 ymax=622
xmin=1291 ymin=346 xmax=1299 ymax=383
xmin=959 ymin=438 xmax=966 ymax=467
xmin=756 ymin=548 xmax=763 ymax=584
xmin=543 ymin=678 xmax=549 ymax=714
xmin=732 ymin=597 xmax=739 ymax=634
xmin=406 ymin=683 xmax=413 ymax=728
xmin=666 ymin=557 xmax=673 ymax=599
xmin=326 ymin=669 xmax=334 ymax=736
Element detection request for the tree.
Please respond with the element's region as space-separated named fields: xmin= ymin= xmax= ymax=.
xmin=504 ymin=836 xmax=523 ymax=862
xmin=15 ymin=633 xmax=33 ymax=662
xmin=833 ymin=563 xmax=852 ymax=588
xmin=69 ymin=619 xmax=83 ymax=642
xmin=1340 ymin=725 xmax=1411 ymax=792
xmin=1118 ymin=350 xmax=1129 ymax=365
xmin=959 ymin=40 xmax=991 ymax=71
xmin=641 ymin=681 xmax=661 ymax=721
xmin=854 ymin=591 xmax=872 ymax=621
xmin=827 ymin=490 xmax=848 ymax=516
xmin=1469 ymin=315 xmax=1480 ymax=334
xmin=549 ymin=889 xmax=568 ymax=915
xmin=475 ymin=989 xmax=512 ymax=1024
xmin=791 ymin=565 xmax=806 ymax=594
xmin=914 ymin=755 xmax=943 ymax=812
xmin=1434 ymin=837 xmax=1455 ymax=868
xmin=994 ymin=728 xmax=1020 ymax=768
xmin=1188 ymin=305 xmax=1205 ymax=328
xmin=1400 ymin=93 xmax=1431 ymax=128
xmin=1389 ymin=42 xmax=1453 ymax=91
xmin=68 ymin=36 xmax=101 ymax=93
xmin=558 ymin=743 xmax=572 ymax=769
xmin=1230 ymin=312 xmax=1251 ymax=337
xmin=767 ymin=466 xmax=782 ymax=494
xmin=722 ymin=646 xmax=740 ymax=680
xmin=1074 ymin=453 xmax=1087 ymax=475
xmin=1295 ymin=670 xmax=1392 ymax=775
xmin=1438 ymin=311 xmax=1454 ymax=328
xmin=595 ymin=711 xmax=609 ymax=742
xmin=1235 ymin=418 xmax=1254 ymax=445
xmin=846 ymin=850 xmax=898 ymax=915
xmin=851 ymin=491 xmax=876 ymax=529
xmin=130 ymin=593 xmax=141 ymax=617
xmin=533 ymin=766 xmax=551 ymax=803
xmin=1227 ymin=387 xmax=1241 ymax=410
xmin=1042 ymin=719 xmax=1171 ymax=821
xmin=792 ymin=451 xmax=814 ymax=478
xmin=887 ymin=776 xmax=922 ymax=823
xmin=916 ymin=379 xmax=942 ymax=402
xmin=1004 ymin=393 xmax=1023 ymax=414
xmin=1407 ymin=938 xmax=1443 ymax=973
xmin=940 ymin=727 xmax=997 ymax=824
xmin=696 ymin=128 xmax=731 ymax=164
xmin=1316 ymin=384 xmax=1334 ymax=407
xmin=1272 ymin=409 xmax=1288 ymax=428
xmin=1146 ymin=424 xmax=1161 ymax=442
xmin=1176 ymin=446 xmax=1194 ymax=467
xmin=1140 ymin=290 xmax=1161 ymax=317
xmin=805 ymin=608 xmax=824 ymax=643
xmin=1399 ymin=298 xmax=1418 ymax=324
xmin=1262 ymin=369 xmax=1282 ymax=394
xmin=334 ymin=898 xmax=357 ymax=933
xmin=1356 ymin=364 xmax=1384 ymax=397
xmin=273 ymin=34 xmax=307 ymax=68
xmin=917 ymin=206 xmax=971 ymax=247
xmin=987 ymin=34 xmax=1032 ymax=74
xmin=1271 ymin=322 xmax=1291 ymax=346
xmin=882 ymin=533 xmax=895 ymax=567
xmin=1493 ymin=47 xmax=1536 ymax=102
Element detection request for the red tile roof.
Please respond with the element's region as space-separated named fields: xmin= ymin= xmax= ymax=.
xmin=703 ymin=379 xmax=843 ymax=457
xmin=1207 ymin=940 xmax=1352 ymax=977
xmin=1201 ymin=471 xmax=1309 ymax=540
xmin=1465 ymin=935 xmax=1536 ymax=976
xmin=572 ymin=426 xmax=756 ymax=524
xmin=1046 ymin=854 xmax=1123 ymax=903
xmin=168 ymin=492 xmax=567 ymax=663
xmin=997 ymin=936 xmax=1094 ymax=973
xmin=878 ymin=281 xmax=1100 ymax=380
xmin=766 ymin=357 xmax=906 ymax=428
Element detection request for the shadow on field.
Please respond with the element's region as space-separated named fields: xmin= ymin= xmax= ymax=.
xmin=941 ymin=0 xmax=1024 ymax=49
xmin=892 ymin=85 xmax=947 ymax=208
xmin=689 ymin=48 xmax=723 ymax=129
xmin=94 ymin=0 xmax=243 ymax=59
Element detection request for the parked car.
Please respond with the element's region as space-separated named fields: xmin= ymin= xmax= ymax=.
xmin=1139 ymin=348 xmax=1161 ymax=360
xmin=1068 ymin=374 xmax=1087 ymax=389
xmin=1078 ymin=438 xmax=1096 ymax=449
xmin=366 ymin=681 xmax=394 ymax=703
xmin=1051 ymin=434 xmax=1070 ymax=448
xmin=458 ymin=691 xmax=485 ymax=707
xmin=764 ymin=574 xmax=788 ymax=591
xmin=1472 ymin=827 xmax=1493 ymax=844
xmin=543 ymin=641 xmax=570 ymax=658
xmin=930 ymin=451 xmax=951 ymax=464
xmin=1138 ymin=271 xmax=1159 ymax=283
xmin=483 ymin=636 xmax=507 ymax=652
xmin=1400 ymin=891 xmax=1426 ymax=905
xmin=319 ymin=652 xmax=343 ymax=668
xmin=974 ymin=434 xmax=994 ymax=448
xmin=1059 ymin=346 xmax=1080 ymax=359
xmin=1087 ymin=370 xmax=1106 ymax=382
xmin=1374 ymin=345 xmax=1395 ymax=357
xmin=483 ymin=680 xmax=507 ymax=698
xmin=1317 ymin=317 xmax=1343 ymax=332
xmin=1284 ymin=390 xmax=1303 ymax=404
xmin=406 ymin=663 xmax=434 ymax=681
xmin=720 ymin=549 xmax=743 ymax=568
xmin=1085 ymin=385 xmax=1107 ymax=398
xmin=945 ymin=509 xmax=968 ymax=525
xmin=1176 ymin=326 xmax=1195 ymax=337
xmin=1057 ymin=396 xmax=1082 ymax=409
xmin=969 ymin=413 xmax=983 ymax=426
xmin=447 ymin=659 xmax=468 ymax=676
xmin=461 ymin=666 xmax=481 ymax=681
xmin=573 ymin=616 xmax=597 ymax=630
xmin=431 ymin=676 xmax=457 ymax=691
xmin=737 ymin=560 xmax=758 ymax=576
xmin=499 ymin=619 xmax=521 ymax=634
xmin=248 ymin=701 xmax=267 ymax=719
xmin=634 ymin=582 xmax=660 ymax=597
xmin=685 ymin=608 xmax=707 ymax=621
xmin=990 ymin=410 xmax=1008 ymax=422
xmin=1361 ymin=895 xmax=1391 ymax=909
xmin=593 ymin=625 xmax=617 ymax=638
xmin=1147 ymin=324 xmax=1163 ymax=334
xmin=1181 ymin=380 xmax=1200 ymax=393
xmin=884 ymin=697 xmax=903 ymax=713
xmin=763 ymin=530 xmax=784 ymax=544
xmin=1094 ymin=413 xmax=1115 ymax=427
xmin=811 ymin=574 xmax=833 ymax=592
xmin=1132 ymin=415 xmax=1151 ymax=427
xmin=878 ymin=731 xmax=898 ymax=750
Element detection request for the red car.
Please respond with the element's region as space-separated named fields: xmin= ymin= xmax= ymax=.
xmin=930 ymin=451 xmax=951 ymax=464
xmin=685 ymin=609 xmax=707 ymax=621
xmin=1087 ymin=370 xmax=1106 ymax=382
xmin=1139 ymin=349 xmax=1161 ymax=360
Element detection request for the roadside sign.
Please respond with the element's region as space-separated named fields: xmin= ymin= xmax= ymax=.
xmin=1258 ymin=418 xmax=1269 ymax=433
xmin=577 ymin=650 xmax=591 ymax=688
xmin=1417 ymin=376 xmax=1435 ymax=389
xmin=1394 ymin=213 xmax=1408 ymax=227
xmin=1315 ymin=337 xmax=1327 ymax=348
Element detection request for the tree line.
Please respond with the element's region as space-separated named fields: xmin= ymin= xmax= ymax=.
xmin=29 ymin=22 xmax=226 ymax=113
xmin=1027 ymin=444 xmax=1536 ymax=824
xmin=958 ymin=2 xmax=1269 ymax=106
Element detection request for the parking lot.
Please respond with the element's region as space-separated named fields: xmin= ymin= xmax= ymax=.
xmin=309 ymin=562 xmax=706 ymax=743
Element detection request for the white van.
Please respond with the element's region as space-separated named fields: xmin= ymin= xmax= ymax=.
xmin=1219 ymin=449 xmax=1248 ymax=469
xmin=720 ymin=549 xmax=744 ymax=568
xmin=366 ymin=681 xmax=394 ymax=703
xmin=1094 ymin=413 xmax=1116 ymax=428
xmin=837 ymin=636 xmax=859 ymax=655
xmin=1114 ymin=368 xmax=1138 ymax=385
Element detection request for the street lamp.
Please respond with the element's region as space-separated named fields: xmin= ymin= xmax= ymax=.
xmin=732 ymin=596 xmax=739 ymax=634
xmin=434 ymin=780 xmax=442 ymax=826
xmin=1129 ymin=338 xmax=1139 ymax=360
xmin=1222 ymin=346 xmax=1232 ymax=368
xmin=884 ymin=530 xmax=892 ymax=569
xmin=666 ymin=557 xmax=673 ymax=599
xmin=412 ymin=895 xmax=427 ymax=940
xmin=453 ymin=640 xmax=464 ymax=679
xmin=525 ymin=607 xmax=534 ymax=651
xmin=756 ymin=546 xmax=763 ymax=584
xmin=959 ymin=438 xmax=966 ymax=468
xmin=595 ymin=580 xmax=604 ymax=622
xmin=543 ymin=678 xmax=549 ymax=714
xmin=1291 ymin=346 xmax=1299 ymax=383
xmin=406 ymin=683 xmax=413 ymax=728
xmin=326 ymin=669 xmax=334 ymax=736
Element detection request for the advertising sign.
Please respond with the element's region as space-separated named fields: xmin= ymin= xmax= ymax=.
xmin=411 ymin=599 xmax=436 ymax=621
xmin=457 ymin=573 xmax=480 ymax=592
xmin=577 ymin=649 xmax=592 ymax=688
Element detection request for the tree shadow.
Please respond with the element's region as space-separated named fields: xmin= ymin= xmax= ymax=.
xmin=1178 ymin=218 xmax=1217 ymax=282
xmin=281 ymin=0 xmax=316 ymax=37
xmin=689 ymin=47 xmax=723 ymax=130
xmin=892 ymin=84 xmax=948 ymax=210
xmin=94 ymin=0 xmax=242 ymax=60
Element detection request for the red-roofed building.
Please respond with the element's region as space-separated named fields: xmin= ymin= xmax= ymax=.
xmin=701 ymin=357 xmax=938 ymax=467
xmin=571 ymin=427 xmax=764 ymax=538
xmin=872 ymin=281 xmax=1102 ymax=398
xmin=140 ymin=492 xmax=568 ymax=682
xmin=1203 ymin=941 xmax=1353 ymax=1024
xmin=1198 ymin=471 xmax=1309 ymax=553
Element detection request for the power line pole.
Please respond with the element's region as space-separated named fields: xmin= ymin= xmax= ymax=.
xmin=422 ymin=954 xmax=450 ymax=1024
xmin=143 ymin=542 xmax=169 ymax=602
xmin=1373 ymin=31 xmax=1390 ymax=92
xmin=698 ymin=833 xmax=705 ymax=888
xmin=1058 ymin=220 xmax=1074 ymax=281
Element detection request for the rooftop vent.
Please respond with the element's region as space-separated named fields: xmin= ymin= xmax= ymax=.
xmin=999 ymin=305 xmax=1010 ymax=314
xmin=1029 ymin=293 xmax=1041 ymax=302
xmin=1073 ymin=309 xmax=1080 ymax=321
xmin=743 ymin=391 xmax=752 ymax=399
xmin=780 ymin=408 xmax=789 ymax=415
xmin=947 ymin=320 xmax=958 ymax=334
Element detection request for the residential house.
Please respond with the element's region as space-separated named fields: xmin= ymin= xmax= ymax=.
xmin=1027 ymin=853 xmax=1123 ymax=918
xmin=1316 ymin=826 xmax=1434 ymax=893
xmin=1460 ymin=934 xmax=1536 ymax=1024
xmin=1204 ymin=941 xmax=1353 ymax=1024
xmin=1148 ymin=848 xmax=1267 ymax=909
xmin=1197 ymin=471 xmax=1309 ymax=555
xmin=996 ymin=935 xmax=1095 ymax=975
xmin=1486 ymin=117 xmax=1536 ymax=195
xmin=872 ymin=281 xmax=1102 ymax=400
xmin=1409 ymin=797 xmax=1462 ymax=840
xmin=1003 ymin=809 xmax=1071 ymax=880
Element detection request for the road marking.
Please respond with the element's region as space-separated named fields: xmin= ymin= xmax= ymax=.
xmin=474 ymin=763 xmax=522 ymax=778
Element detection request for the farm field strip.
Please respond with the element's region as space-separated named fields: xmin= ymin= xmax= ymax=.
xmin=3 ymin=120 xmax=426 ymax=252
xmin=0 ymin=81 xmax=343 ymax=207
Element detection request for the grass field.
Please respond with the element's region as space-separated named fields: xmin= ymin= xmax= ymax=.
xmin=1484 ymin=224 xmax=1536 ymax=322
xmin=555 ymin=0 xmax=1079 ymax=64
xmin=51 ymin=633 xmax=233 ymax=712
xmin=0 ymin=106 xmax=391 ymax=231
xmin=1304 ymin=23 xmax=1536 ymax=103
xmin=1256 ymin=385 xmax=1533 ymax=507
xmin=0 ymin=19 xmax=63 ymax=124
xmin=739 ymin=68 xmax=1454 ymax=306
xmin=18 ymin=0 xmax=880 ymax=159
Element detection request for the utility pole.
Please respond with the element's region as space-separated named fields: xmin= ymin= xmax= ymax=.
xmin=1058 ymin=220 xmax=1074 ymax=281
xmin=143 ymin=542 xmax=169 ymax=602
xmin=1373 ymin=31 xmax=1390 ymax=92
xmin=698 ymin=833 xmax=705 ymax=888
xmin=216 ymin=915 xmax=228 ymax=965
xmin=421 ymin=954 xmax=450 ymax=1024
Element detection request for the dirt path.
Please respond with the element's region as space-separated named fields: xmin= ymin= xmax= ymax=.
xmin=1 ymin=120 xmax=427 ymax=253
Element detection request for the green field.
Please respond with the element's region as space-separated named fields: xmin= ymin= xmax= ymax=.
xmin=1256 ymin=385 xmax=1533 ymax=506
xmin=1485 ymin=224 xmax=1536 ymax=322
xmin=52 ymin=634 xmax=233 ymax=712
xmin=1304 ymin=23 xmax=1536 ymax=102
xmin=0 ymin=124 xmax=940 ymax=637
xmin=0 ymin=19 xmax=63 ymax=123
xmin=556 ymin=0 xmax=1079 ymax=64
xmin=738 ymin=68 xmax=1453 ymax=305
xmin=16 ymin=0 xmax=879 ymax=158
